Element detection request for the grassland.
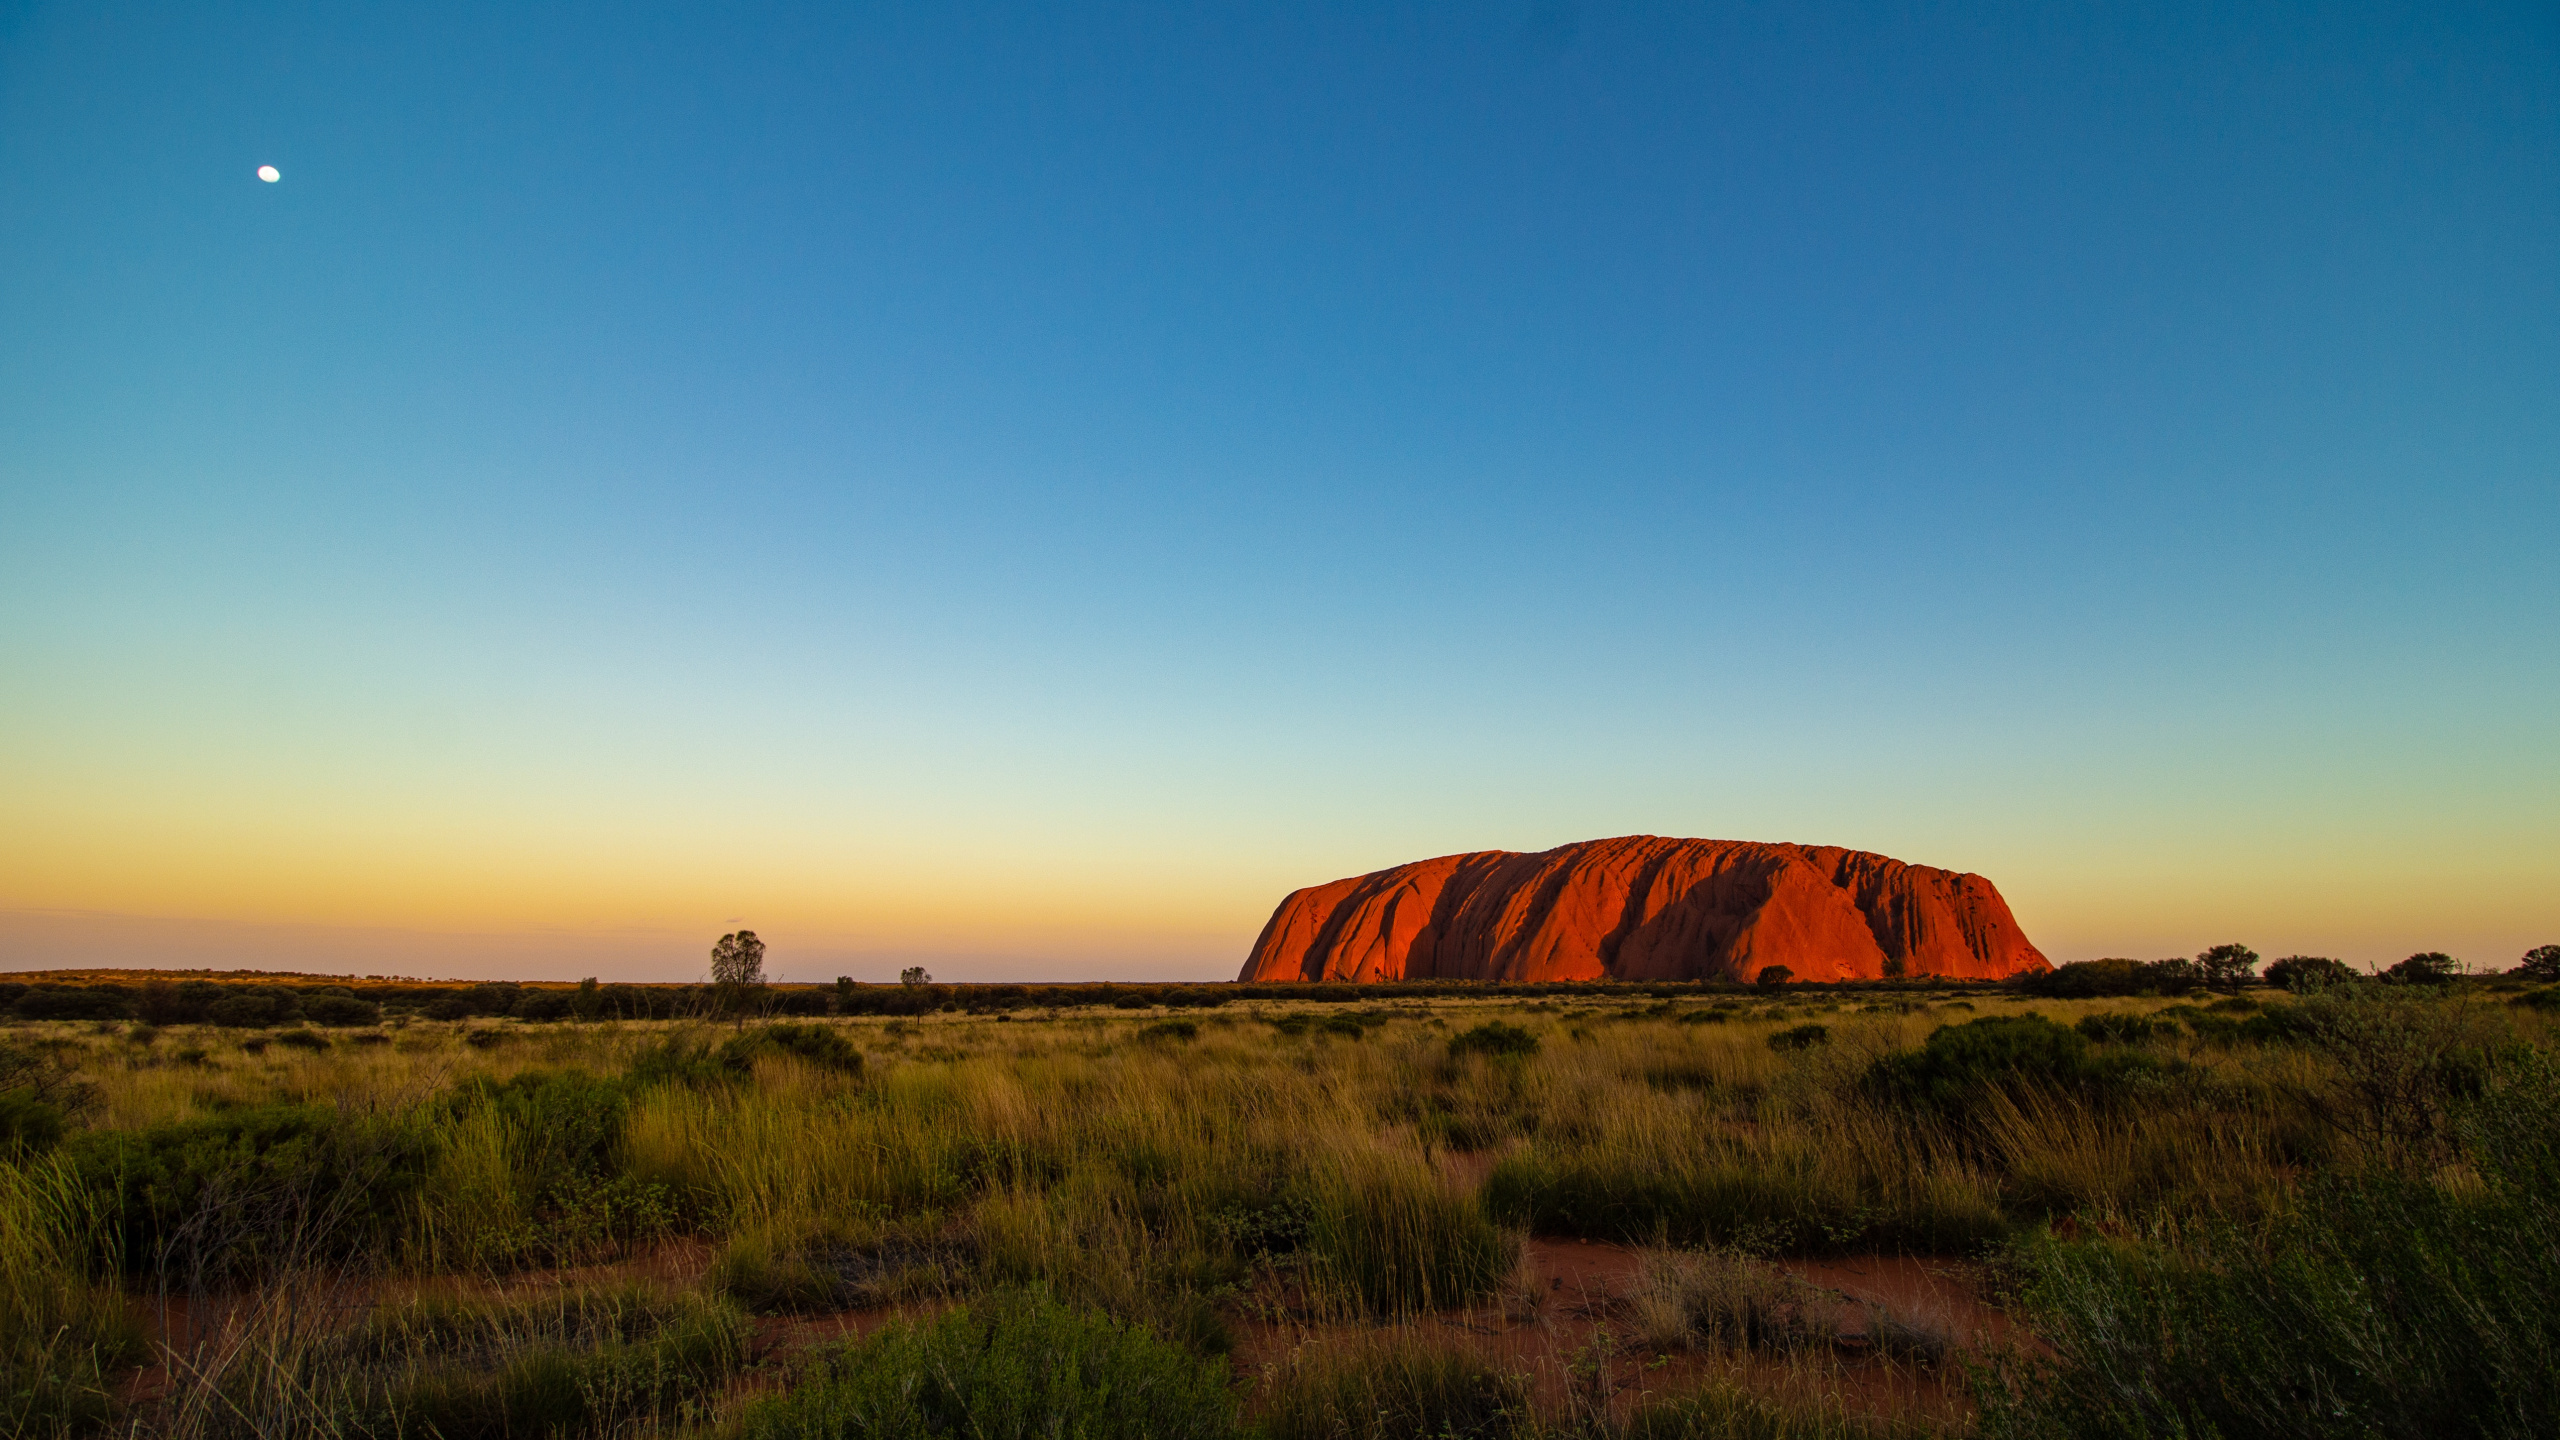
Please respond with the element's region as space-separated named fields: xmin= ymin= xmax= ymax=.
xmin=3 ymin=975 xmax=2554 ymax=1438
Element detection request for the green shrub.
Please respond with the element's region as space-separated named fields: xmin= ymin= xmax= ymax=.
xmin=66 ymin=1104 xmax=432 ymax=1283
xmin=725 ymin=1023 xmax=866 ymax=1077
xmin=10 ymin=986 xmax=132 ymax=1022
xmin=630 ymin=1026 xmax=865 ymax=1091
xmin=0 ymin=1090 xmax=68 ymax=1163
xmin=302 ymin=994 xmax=381 ymax=1027
xmin=711 ymin=1231 xmax=961 ymax=1315
xmin=442 ymin=1070 xmax=673 ymax=1267
xmin=274 ymin=1028 xmax=330 ymax=1051
xmin=1257 ymin=1331 xmax=1529 ymax=1440
xmin=2382 ymin=951 xmax=2460 ymax=986
xmin=1448 ymin=1023 xmax=1539 ymax=1060
xmin=1867 ymin=1016 xmax=2163 ymax=1118
xmin=2263 ymin=955 xmax=2359 ymax=991
xmin=730 ymin=1293 xmax=1239 ymax=1440
xmin=1977 ymin=1059 xmax=2560 ymax=1438
xmin=379 ymin=1295 xmax=743 ymax=1439
xmin=2073 ymin=1012 xmax=2169 ymax=1044
xmin=1 ymin=1157 xmax=145 ymax=1437
xmin=1482 ymin=1142 xmax=2005 ymax=1255
xmin=1136 ymin=1019 xmax=1199 ymax=1044
xmin=206 ymin=987 xmax=302 ymax=1028
xmin=1767 ymin=1024 xmax=1829 ymax=1052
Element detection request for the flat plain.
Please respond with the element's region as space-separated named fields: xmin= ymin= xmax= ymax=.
xmin=4 ymin=974 xmax=2556 ymax=1438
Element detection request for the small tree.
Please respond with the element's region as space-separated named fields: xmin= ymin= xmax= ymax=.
xmin=901 ymin=966 xmax=932 ymax=987
xmin=2514 ymin=945 xmax=2560 ymax=983
xmin=2195 ymin=943 xmax=2260 ymax=994
xmin=711 ymin=930 xmax=769 ymax=1017
xmin=835 ymin=976 xmax=859 ymax=1013
xmin=571 ymin=976 xmax=603 ymax=1021
xmin=1754 ymin=965 xmax=1793 ymax=991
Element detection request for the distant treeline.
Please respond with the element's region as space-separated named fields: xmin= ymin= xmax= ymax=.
xmin=0 ymin=972 xmax=2008 ymax=1026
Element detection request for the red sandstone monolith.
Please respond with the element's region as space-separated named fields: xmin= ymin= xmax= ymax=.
xmin=1238 ymin=835 xmax=2048 ymax=984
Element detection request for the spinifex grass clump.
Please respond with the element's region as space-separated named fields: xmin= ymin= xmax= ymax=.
xmin=731 ymin=1291 xmax=1238 ymax=1440
xmin=1977 ymin=1050 xmax=2560 ymax=1440
xmin=412 ymin=1068 xmax=676 ymax=1270
xmin=164 ymin=1283 xmax=745 ymax=1440
xmin=0 ymin=1156 xmax=141 ymax=1437
xmin=1618 ymin=1384 xmax=1946 ymax=1440
xmin=1255 ymin=1330 xmax=1530 ymax=1440
xmin=1304 ymin=1144 xmax=1515 ymax=1315
xmin=1449 ymin=1022 xmax=1540 ymax=1059
xmin=1628 ymin=1247 xmax=1829 ymax=1353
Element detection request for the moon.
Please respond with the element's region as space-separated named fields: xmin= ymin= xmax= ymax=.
xmin=256 ymin=165 xmax=280 ymax=183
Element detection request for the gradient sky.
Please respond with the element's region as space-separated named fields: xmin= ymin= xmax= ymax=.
xmin=3 ymin=1 xmax=2555 ymax=983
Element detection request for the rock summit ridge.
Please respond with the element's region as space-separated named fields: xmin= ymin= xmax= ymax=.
xmin=1239 ymin=835 xmax=2048 ymax=984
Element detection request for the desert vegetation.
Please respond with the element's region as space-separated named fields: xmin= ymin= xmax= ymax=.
xmin=3 ymin=957 xmax=2555 ymax=1438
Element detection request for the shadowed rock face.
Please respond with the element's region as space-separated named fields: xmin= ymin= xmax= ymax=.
xmin=1239 ymin=836 xmax=2049 ymax=984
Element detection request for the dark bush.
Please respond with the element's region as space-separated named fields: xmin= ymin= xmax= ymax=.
xmin=0 ymin=1040 xmax=99 ymax=1117
xmin=2195 ymin=943 xmax=2260 ymax=994
xmin=11 ymin=985 xmax=133 ymax=1022
xmin=2383 ymin=952 xmax=2461 ymax=986
xmin=1137 ymin=1019 xmax=1199 ymax=1043
xmin=444 ymin=1070 xmax=674 ymax=1266
xmin=1448 ymin=1022 xmax=1540 ymax=1060
xmin=629 ymin=1026 xmax=865 ymax=1090
xmin=512 ymin=989 xmax=573 ymax=1023
xmin=2075 ymin=1012 xmax=2171 ymax=1044
xmin=1977 ymin=1055 xmax=2560 ymax=1439
xmin=727 ymin=1023 xmax=866 ymax=1077
xmin=1754 ymin=966 xmax=1794 ymax=990
xmin=449 ymin=1070 xmax=630 ymax=1181
xmin=627 ymin=1035 xmax=744 ymax=1089
xmin=67 ymin=1104 xmax=432 ymax=1282
xmin=2264 ymin=955 xmax=2359 ymax=991
xmin=207 ymin=987 xmax=302 ymax=1028
xmin=274 ymin=1028 xmax=330 ymax=1051
xmin=2014 ymin=959 xmax=2207 ymax=1000
xmin=0 ymin=1088 xmax=67 ymax=1161
xmin=730 ymin=1293 xmax=1239 ymax=1440
xmin=462 ymin=1028 xmax=511 ymax=1049
xmin=1767 ymin=1024 xmax=1829 ymax=1052
xmin=1868 ymin=1015 xmax=2162 ymax=1117
xmin=2516 ymin=945 xmax=2560 ymax=983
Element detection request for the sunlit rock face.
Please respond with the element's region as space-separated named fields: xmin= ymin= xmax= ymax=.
xmin=1239 ymin=835 xmax=2050 ymax=984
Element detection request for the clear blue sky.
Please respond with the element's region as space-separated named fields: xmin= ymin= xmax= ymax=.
xmin=3 ymin=1 xmax=2554 ymax=981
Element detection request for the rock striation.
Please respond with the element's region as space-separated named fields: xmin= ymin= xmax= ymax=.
xmin=1239 ymin=835 xmax=2048 ymax=984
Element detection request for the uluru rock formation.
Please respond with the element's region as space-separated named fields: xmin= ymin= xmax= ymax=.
xmin=1239 ymin=836 xmax=2048 ymax=984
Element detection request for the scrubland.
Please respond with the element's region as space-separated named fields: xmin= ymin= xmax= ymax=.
xmin=3 ymin=979 xmax=2555 ymax=1438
